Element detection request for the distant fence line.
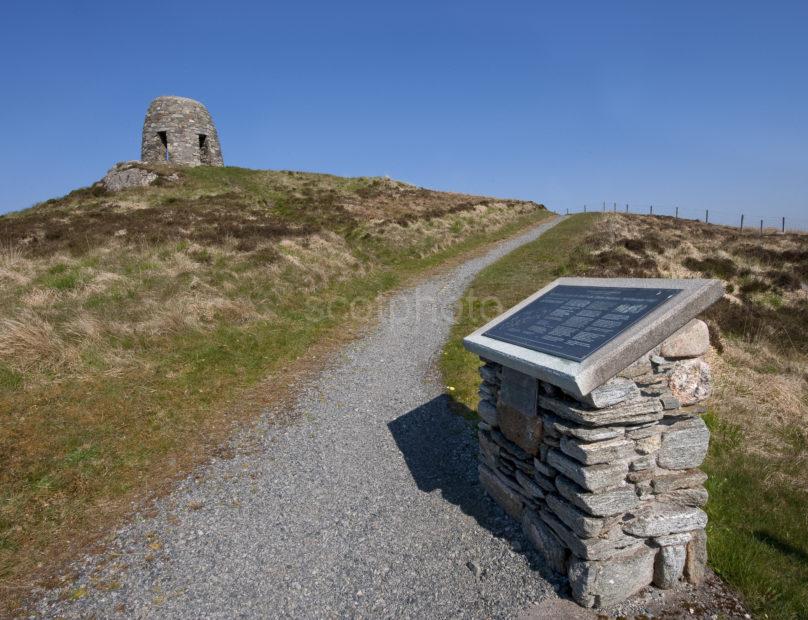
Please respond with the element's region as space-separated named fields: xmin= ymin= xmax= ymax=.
xmin=563 ymin=202 xmax=808 ymax=234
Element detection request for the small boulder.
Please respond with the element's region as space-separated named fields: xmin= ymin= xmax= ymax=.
xmin=660 ymin=319 xmax=710 ymax=358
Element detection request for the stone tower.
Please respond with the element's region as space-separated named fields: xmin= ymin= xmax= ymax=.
xmin=141 ymin=96 xmax=224 ymax=166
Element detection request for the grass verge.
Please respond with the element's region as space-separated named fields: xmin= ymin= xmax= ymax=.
xmin=441 ymin=212 xmax=808 ymax=619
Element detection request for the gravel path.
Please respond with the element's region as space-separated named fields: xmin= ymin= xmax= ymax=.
xmin=33 ymin=217 xmax=566 ymax=619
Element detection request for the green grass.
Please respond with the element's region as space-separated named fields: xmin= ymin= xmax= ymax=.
xmin=440 ymin=212 xmax=808 ymax=619
xmin=441 ymin=213 xmax=599 ymax=412
xmin=0 ymin=169 xmax=552 ymax=615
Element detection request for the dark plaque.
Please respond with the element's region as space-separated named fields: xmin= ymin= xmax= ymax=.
xmin=483 ymin=285 xmax=680 ymax=362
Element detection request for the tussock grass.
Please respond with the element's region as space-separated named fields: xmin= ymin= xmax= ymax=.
xmin=441 ymin=212 xmax=808 ymax=618
xmin=0 ymin=165 xmax=550 ymax=613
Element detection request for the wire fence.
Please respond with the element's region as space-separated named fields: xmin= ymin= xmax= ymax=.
xmin=562 ymin=202 xmax=808 ymax=234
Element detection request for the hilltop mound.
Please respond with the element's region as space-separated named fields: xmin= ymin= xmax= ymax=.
xmin=1 ymin=164 xmax=540 ymax=256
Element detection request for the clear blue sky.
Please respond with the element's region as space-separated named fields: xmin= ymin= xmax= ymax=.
xmin=1 ymin=1 xmax=806 ymax=227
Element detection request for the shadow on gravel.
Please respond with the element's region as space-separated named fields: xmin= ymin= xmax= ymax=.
xmin=388 ymin=395 xmax=564 ymax=588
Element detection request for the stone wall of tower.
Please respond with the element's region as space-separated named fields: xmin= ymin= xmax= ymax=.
xmin=141 ymin=96 xmax=224 ymax=167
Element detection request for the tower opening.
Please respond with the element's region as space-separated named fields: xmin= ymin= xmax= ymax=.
xmin=198 ymin=134 xmax=210 ymax=165
xmin=157 ymin=131 xmax=169 ymax=161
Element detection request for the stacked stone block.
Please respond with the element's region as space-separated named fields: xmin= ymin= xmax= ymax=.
xmin=476 ymin=319 xmax=713 ymax=608
xmin=141 ymin=96 xmax=224 ymax=167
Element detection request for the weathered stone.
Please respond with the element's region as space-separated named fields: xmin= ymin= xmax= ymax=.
xmin=101 ymin=161 xmax=159 ymax=191
xmin=541 ymin=510 xmax=642 ymax=561
xmin=623 ymin=505 xmax=708 ymax=537
xmin=568 ymin=546 xmax=656 ymax=608
xmin=580 ymin=377 xmax=641 ymax=409
xmin=478 ymin=421 xmax=492 ymax=432
xmin=533 ymin=458 xmax=553 ymax=478
xmin=657 ymin=487 xmax=709 ymax=507
xmin=684 ymin=529 xmax=707 ymax=585
xmin=479 ymin=382 xmax=496 ymax=399
xmin=141 ymin=96 xmax=224 ymax=166
xmin=523 ymin=509 xmax=568 ymax=574
xmin=477 ymin=399 xmax=498 ymax=426
xmin=554 ymin=475 xmax=639 ymax=517
xmin=658 ymin=416 xmax=709 ymax=469
xmin=668 ymin=359 xmax=712 ymax=405
xmin=660 ymin=319 xmax=710 ymax=359
xmin=626 ymin=423 xmax=663 ymax=439
xmin=479 ymin=464 xmax=524 ymax=519
xmin=634 ymin=433 xmax=661 ymax=455
xmin=515 ymin=469 xmax=545 ymax=499
xmin=539 ymin=395 xmax=663 ymax=427
xmin=551 ymin=417 xmax=624 ymax=442
xmin=627 ymin=468 xmax=655 ymax=483
xmin=498 ymin=367 xmax=542 ymax=454
xmin=660 ymin=394 xmax=681 ymax=410
xmin=490 ymin=430 xmax=531 ymax=462
xmin=630 ymin=454 xmax=655 ymax=471
xmin=547 ymin=450 xmax=628 ymax=492
xmin=560 ymin=436 xmax=634 ymax=465
xmin=652 ymin=469 xmax=708 ymax=493
xmin=617 ymin=353 xmax=655 ymax=380
xmin=654 ymin=544 xmax=686 ymax=589
xmin=479 ymin=363 xmax=501 ymax=384
xmin=546 ymin=494 xmax=607 ymax=538
xmin=653 ymin=532 xmax=692 ymax=547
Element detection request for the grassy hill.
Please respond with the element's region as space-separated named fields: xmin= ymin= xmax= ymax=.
xmin=442 ymin=213 xmax=808 ymax=618
xmin=0 ymin=164 xmax=550 ymax=610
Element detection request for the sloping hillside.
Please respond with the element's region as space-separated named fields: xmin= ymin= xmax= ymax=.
xmin=0 ymin=164 xmax=549 ymax=610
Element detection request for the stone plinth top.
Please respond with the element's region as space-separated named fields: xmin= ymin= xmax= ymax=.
xmin=463 ymin=277 xmax=723 ymax=398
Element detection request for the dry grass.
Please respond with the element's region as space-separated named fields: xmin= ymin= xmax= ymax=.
xmin=0 ymin=165 xmax=549 ymax=614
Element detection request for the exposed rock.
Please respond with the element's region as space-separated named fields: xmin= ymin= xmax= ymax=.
xmin=623 ymin=505 xmax=708 ymax=537
xmin=498 ymin=367 xmax=542 ymax=454
xmin=653 ymin=532 xmax=692 ymax=547
xmin=684 ymin=528 xmax=707 ymax=585
xmin=547 ymin=450 xmax=629 ymax=492
xmin=652 ymin=469 xmax=708 ymax=493
xmin=550 ymin=417 xmax=624 ymax=442
xmin=490 ymin=430 xmax=531 ymax=462
xmin=657 ymin=487 xmax=709 ymax=507
xmin=541 ymin=510 xmax=642 ymax=561
xmin=479 ymin=363 xmax=501 ymax=384
xmin=477 ymin=399 xmax=498 ymax=426
xmin=660 ymin=394 xmax=681 ymax=410
xmin=555 ymin=475 xmax=639 ymax=517
xmin=658 ymin=416 xmax=709 ymax=469
xmin=539 ymin=395 xmax=663 ymax=427
xmin=101 ymin=161 xmax=159 ymax=191
xmin=515 ymin=469 xmax=545 ymax=499
xmin=634 ymin=433 xmax=661 ymax=455
xmin=580 ymin=377 xmax=641 ymax=409
xmin=659 ymin=319 xmax=710 ymax=359
xmin=546 ymin=494 xmax=607 ymax=538
xmin=479 ymin=464 xmax=524 ymax=519
xmin=654 ymin=544 xmax=686 ymax=589
xmin=630 ymin=454 xmax=655 ymax=471
xmin=668 ymin=359 xmax=712 ymax=405
xmin=568 ymin=546 xmax=656 ymax=608
xmin=560 ymin=436 xmax=634 ymax=465
xmin=522 ymin=510 xmax=568 ymax=574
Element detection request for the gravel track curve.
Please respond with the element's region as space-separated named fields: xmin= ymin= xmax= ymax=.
xmin=33 ymin=216 xmax=566 ymax=619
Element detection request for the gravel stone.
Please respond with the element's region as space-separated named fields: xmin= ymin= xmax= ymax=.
xmin=31 ymin=218 xmax=565 ymax=619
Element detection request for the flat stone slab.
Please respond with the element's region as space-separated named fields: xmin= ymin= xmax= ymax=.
xmin=547 ymin=449 xmax=629 ymax=492
xmin=539 ymin=394 xmax=663 ymax=428
xmin=623 ymin=504 xmax=708 ymax=537
xmin=463 ymin=277 xmax=724 ymax=398
xmin=555 ymin=474 xmax=639 ymax=517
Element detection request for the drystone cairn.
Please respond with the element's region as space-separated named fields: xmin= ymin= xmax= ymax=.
xmin=141 ymin=96 xmax=224 ymax=166
xmin=476 ymin=319 xmax=712 ymax=608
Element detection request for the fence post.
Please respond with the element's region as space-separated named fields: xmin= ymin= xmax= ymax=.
xmin=584 ymin=205 xmax=587 ymax=213
xmin=782 ymin=217 xmax=786 ymax=233
xmin=603 ymin=201 xmax=606 ymax=212
xmin=760 ymin=220 xmax=764 ymax=236
xmin=705 ymin=209 xmax=709 ymax=224
xmin=740 ymin=214 xmax=744 ymax=231
xmin=626 ymin=203 xmax=629 ymax=213
xmin=613 ymin=202 xmax=617 ymax=212
xmin=566 ymin=207 xmax=569 ymax=215
xmin=650 ymin=205 xmax=653 ymax=215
